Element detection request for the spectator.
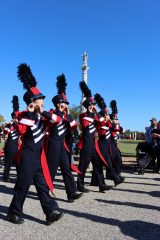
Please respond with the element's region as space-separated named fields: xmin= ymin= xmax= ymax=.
xmin=151 ymin=121 xmax=160 ymax=173
xmin=145 ymin=118 xmax=157 ymax=143
xmin=145 ymin=118 xmax=157 ymax=171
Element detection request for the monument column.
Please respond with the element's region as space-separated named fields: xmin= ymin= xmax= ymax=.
xmin=80 ymin=52 xmax=89 ymax=113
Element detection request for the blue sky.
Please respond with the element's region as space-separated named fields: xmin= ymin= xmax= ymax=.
xmin=0 ymin=0 xmax=160 ymax=131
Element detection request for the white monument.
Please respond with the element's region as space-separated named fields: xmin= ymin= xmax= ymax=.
xmin=81 ymin=51 xmax=89 ymax=112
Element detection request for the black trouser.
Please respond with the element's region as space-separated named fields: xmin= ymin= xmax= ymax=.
xmin=47 ymin=140 xmax=77 ymax=196
xmin=147 ymin=143 xmax=157 ymax=169
xmin=91 ymin=139 xmax=120 ymax=184
xmin=3 ymin=143 xmax=18 ymax=180
xmin=154 ymin=145 xmax=160 ymax=170
xmin=9 ymin=146 xmax=58 ymax=217
xmin=77 ymin=147 xmax=105 ymax=188
xmin=110 ymin=141 xmax=122 ymax=176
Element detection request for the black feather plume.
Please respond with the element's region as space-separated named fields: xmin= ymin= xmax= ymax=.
xmin=56 ymin=74 xmax=67 ymax=94
xmin=94 ymin=93 xmax=106 ymax=110
xmin=17 ymin=63 xmax=37 ymax=90
xmin=79 ymin=81 xmax=92 ymax=98
xmin=12 ymin=95 xmax=19 ymax=112
xmin=110 ymin=100 xmax=118 ymax=114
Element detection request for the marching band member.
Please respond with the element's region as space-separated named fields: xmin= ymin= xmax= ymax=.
xmin=46 ymin=74 xmax=83 ymax=202
xmin=3 ymin=96 xmax=21 ymax=182
xmin=110 ymin=100 xmax=124 ymax=177
xmin=7 ymin=63 xmax=63 ymax=225
xmin=90 ymin=94 xmax=124 ymax=186
xmin=77 ymin=82 xmax=112 ymax=193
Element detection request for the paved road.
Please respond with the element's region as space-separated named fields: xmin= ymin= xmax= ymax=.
xmin=0 ymin=157 xmax=160 ymax=240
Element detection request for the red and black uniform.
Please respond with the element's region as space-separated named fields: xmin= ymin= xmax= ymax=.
xmin=110 ymin=123 xmax=123 ymax=176
xmin=92 ymin=118 xmax=121 ymax=184
xmin=3 ymin=122 xmax=20 ymax=181
xmin=46 ymin=109 xmax=79 ymax=198
xmin=77 ymin=111 xmax=106 ymax=191
xmin=8 ymin=111 xmax=59 ymax=218
xmin=7 ymin=63 xmax=63 ymax=225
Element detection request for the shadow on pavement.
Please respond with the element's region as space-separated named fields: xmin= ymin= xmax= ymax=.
xmin=0 ymin=185 xmax=39 ymax=200
xmin=125 ymin=176 xmax=157 ymax=180
xmin=153 ymin=178 xmax=160 ymax=181
xmin=148 ymin=191 xmax=160 ymax=198
xmin=0 ymin=205 xmax=45 ymax=225
xmin=112 ymin=187 xmax=160 ymax=198
xmin=62 ymin=208 xmax=160 ymax=240
xmin=123 ymin=181 xmax=160 ymax=186
xmin=95 ymin=199 xmax=160 ymax=211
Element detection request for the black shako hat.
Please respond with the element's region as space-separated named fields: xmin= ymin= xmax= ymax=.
xmin=79 ymin=81 xmax=96 ymax=109
xmin=94 ymin=93 xmax=109 ymax=117
xmin=52 ymin=74 xmax=69 ymax=107
xmin=110 ymin=100 xmax=118 ymax=120
xmin=11 ymin=95 xmax=20 ymax=118
xmin=17 ymin=63 xmax=45 ymax=105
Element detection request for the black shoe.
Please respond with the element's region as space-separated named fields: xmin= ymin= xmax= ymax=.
xmin=119 ymin=176 xmax=125 ymax=182
xmin=77 ymin=186 xmax=90 ymax=193
xmin=114 ymin=176 xmax=125 ymax=186
xmin=7 ymin=213 xmax=24 ymax=224
xmin=154 ymin=168 xmax=160 ymax=174
xmin=67 ymin=192 xmax=83 ymax=202
xmin=46 ymin=210 xmax=64 ymax=225
xmin=99 ymin=185 xmax=112 ymax=193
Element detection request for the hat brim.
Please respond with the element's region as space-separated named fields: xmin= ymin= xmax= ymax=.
xmin=59 ymin=100 xmax=69 ymax=105
xmin=33 ymin=94 xmax=45 ymax=101
xmin=89 ymin=102 xmax=96 ymax=106
xmin=150 ymin=119 xmax=157 ymax=122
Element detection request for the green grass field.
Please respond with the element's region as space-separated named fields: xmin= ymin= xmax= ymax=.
xmin=0 ymin=141 xmax=4 ymax=150
xmin=0 ymin=139 xmax=141 ymax=157
xmin=118 ymin=140 xmax=142 ymax=157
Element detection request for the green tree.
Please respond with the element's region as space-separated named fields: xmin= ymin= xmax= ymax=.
xmin=0 ymin=114 xmax=5 ymax=124
xmin=70 ymin=105 xmax=81 ymax=121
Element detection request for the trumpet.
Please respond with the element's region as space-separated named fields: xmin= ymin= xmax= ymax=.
xmin=27 ymin=103 xmax=35 ymax=112
xmin=58 ymin=103 xmax=69 ymax=114
xmin=89 ymin=105 xmax=97 ymax=113
xmin=92 ymin=106 xmax=97 ymax=113
xmin=27 ymin=103 xmax=43 ymax=113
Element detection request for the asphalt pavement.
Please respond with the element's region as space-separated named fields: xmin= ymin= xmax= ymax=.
xmin=0 ymin=157 xmax=160 ymax=240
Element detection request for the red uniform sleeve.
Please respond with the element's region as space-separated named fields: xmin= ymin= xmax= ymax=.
xmin=79 ymin=112 xmax=94 ymax=129
xmin=97 ymin=120 xmax=110 ymax=136
xmin=42 ymin=110 xmax=62 ymax=127
xmin=3 ymin=123 xmax=12 ymax=135
xmin=16 ymin=123 xmax=28 ymax=135
xmin=64 ymin=114 xmax=78 ymax=130
xmin=107 ymin=120 xmax=112 ymax=129
xmin=16 ymin=111 xmax=36 ymax=135
xmin=94 ymin=115 xmax=99 ymax=123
